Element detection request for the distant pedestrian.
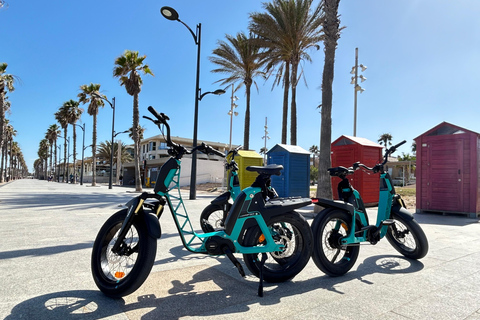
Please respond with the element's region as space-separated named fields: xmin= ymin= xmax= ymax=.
xmin=119 ymin=175 xmax=123 ymax=185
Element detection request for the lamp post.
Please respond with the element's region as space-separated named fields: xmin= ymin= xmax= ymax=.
xmin=262 ymin=117 xmax=270 ymax=164
xmin=92 ymin=93 xmax=116 ymax=189
xmin=56 ymin=145 xmax=61 ymax=182
xmin=161 ymin=6 xmax=225 ymax=199
xmin=113 ymin=130 xmax=128 ymax=185
xmin=228 ymin=84 xmax=239 ymax=150
xmin=350 ymin=47 xmax=367 ymax=137
xmin=75 ymin=123 xmax=86 ymax=185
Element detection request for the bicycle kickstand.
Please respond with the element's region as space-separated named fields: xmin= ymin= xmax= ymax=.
xmin=257 ymin=253 xmax=268 ymax=297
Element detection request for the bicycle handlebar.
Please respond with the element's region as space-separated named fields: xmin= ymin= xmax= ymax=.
xmin=143 ymin=106 xmax=224 ymax=159
xmin=337 ymin=140 xmax=407 ymax=175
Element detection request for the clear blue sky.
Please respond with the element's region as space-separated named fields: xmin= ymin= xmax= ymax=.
xmin=3 ymin=0 xmax=480 ymax=172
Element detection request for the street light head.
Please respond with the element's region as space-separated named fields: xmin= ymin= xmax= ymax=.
xmin=360 ymin=64 xmax=367 ymax=72
xmin=350 ymin=66 xmax=356 ymax=74
xmin=350 ymin=77 xmax=355 ymax=85
xmin=213 ymin=89 xmax=226 ymax=95
xmin=355 ymin=85 xmax=365 ymax=93
xmin=359 ymin=75 xmax=367 ymax=82
xmin=160 ymin=6 xmax=179 ymax=21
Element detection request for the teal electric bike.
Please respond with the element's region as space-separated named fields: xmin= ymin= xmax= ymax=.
xmin=91 ymin=107 xmax=313 ymax=297
xmin=311 ymin=140 xmax=428 ymax=276
xmin=200 ymin=145 xmax=243 ymax=233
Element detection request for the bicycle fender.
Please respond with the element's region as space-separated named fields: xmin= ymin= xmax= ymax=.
xmin=211 ymin=191 xmax=231 ymax=206
xmin=141 ymin=212 xmax=162 ymax=239
xmin=311 ymin=198 xmax=354 ymax=215
xmin=124 ymin=196 xmax=161 ymax=239
xmin=390 ymin=203 xmax=414 ymax=221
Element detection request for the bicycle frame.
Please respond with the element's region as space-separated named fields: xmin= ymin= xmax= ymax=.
xmin=154 ymin=153 xmax=285 ymax=255
xmin=338 ymin=171 xmax=395 ymax=245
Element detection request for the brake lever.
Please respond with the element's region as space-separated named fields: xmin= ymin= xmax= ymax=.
xmin=143 ymin=115 xmax=154 ymax=121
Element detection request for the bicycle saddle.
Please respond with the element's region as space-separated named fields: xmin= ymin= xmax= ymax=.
xmin=328 ymin=166 xmax=353 ymax=177
xmin=246 ymin=164 xmax=283 ymax=176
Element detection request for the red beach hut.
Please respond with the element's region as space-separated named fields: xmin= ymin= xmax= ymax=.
xmin=330 ymin=135 xmax=383 ymax=205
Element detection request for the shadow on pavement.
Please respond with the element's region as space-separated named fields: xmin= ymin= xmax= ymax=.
xmin=0 ymin=242 xmax=93 ymax=260
xmin=4 ymin=254 xmax=424 ymax=320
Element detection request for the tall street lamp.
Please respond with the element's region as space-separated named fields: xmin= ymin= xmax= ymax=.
xmin=160 ymin=6 xmax=225 ymax=200
xmin=113 ymin=130 xmax=128 ymax=185
xmin=92 ymin=93 xmax=116 ymax=189
xmin=228 ymin=84 xmax=239 ymax=150
xmin=75 ymin=123 xmax=86 ymax=185
xmin=350 ymin=47 xmax=367 ymax=137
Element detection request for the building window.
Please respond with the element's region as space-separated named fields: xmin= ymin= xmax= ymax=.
xmin=159 ymin=142 xmax=168 ymax=150
xmin=150 ymin=141 xmax=156 ymax=151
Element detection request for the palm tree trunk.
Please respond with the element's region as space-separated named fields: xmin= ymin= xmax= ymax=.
xmin=92 ymin=114 xmax=97 ymax=186
xmin=49 ymin=144 xmax=53 ymax=177
xmin=243 ymin=83 xmax=252 ymax=150
xmin=0 ymin=143 xmax=4 ymax=183
xmin=54 ymin=140 xmax=57 ymax=181
xmin=282 ymin=62 xmax=290 ymax=144
xmin=316 ymin=0 xmax=341 ymax=204
xmin=290 ymin=60 xmax=299 ymax=146
xmin=133 ymin=92 xmax=142 ymax=192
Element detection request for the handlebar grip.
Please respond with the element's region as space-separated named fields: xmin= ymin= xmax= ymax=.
xmin=148 ymin=106 xmax=169 ymax=123
xmin=393 ymin=140 xmax=407 ymax=149
xmin=148 ymin=106 xmax=161 ymax=119
xmin=212 ymin=148 xmax=225 ymax=158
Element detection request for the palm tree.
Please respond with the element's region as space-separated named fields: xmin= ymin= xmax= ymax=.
xmin=209 ymin=32 xmax=266 ymax=150
xmin=37 ymin=139 xmax=49 ymax=180
xmin=10 ymin=141 xmax=20 ymax=179
xmin=3 ymin=122 xmax=16 ymax=180
xmin=316 ymin=0 xmax=343 ymax=202
xmin=113 ymin=50 xmax=154 ymax=192
xmin=97 ymin=140 xmax=133 ymax=164
xmin=378 ymin=133 xmax=393 ymax=150
xmin=0 ymin=63 xmax=17 ymax=182
xmin=55 ymin=104 xmax=70 ymax=182
xmin=63 ymin=99 xmax=83 ymax=182
xmin=78 ymin=83 xmax=105 ymax=186
xmin=250 ymin=0 xmax=324 ymax=145
xmin=309 ymin=145 xmax=319 ymax=166
xmin=46 ymin=124 xmax=61 ymax=180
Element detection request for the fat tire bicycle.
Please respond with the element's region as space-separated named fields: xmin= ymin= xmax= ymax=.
xmin=311 ymin=140 xmax=428 ymax=276
xmin=91 ymin=107 xmax=313 ymax=297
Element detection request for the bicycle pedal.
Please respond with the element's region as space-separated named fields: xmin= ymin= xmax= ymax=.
xmin=201 ymin=219 xmax=215 ymax=233
xmin=222 ymin=246 xmax=245 ymax=278
xmin=382 ymin=219 xmax=395 ymax=226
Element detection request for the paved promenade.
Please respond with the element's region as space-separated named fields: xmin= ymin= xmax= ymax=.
xmin=1 ymin=179 xmax=479 ymax=320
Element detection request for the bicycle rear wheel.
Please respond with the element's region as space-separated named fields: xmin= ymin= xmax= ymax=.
xmin=242 ymin=212 xmax=313 ymax=283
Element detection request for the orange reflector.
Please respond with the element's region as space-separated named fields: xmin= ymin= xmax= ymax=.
xmin=258 ymin=234 xmax=265 ymax=243
xmin=341 ymin=223 xmax=348 ymax=231
xmin=115 ymin=272 xmax=125 ymax=279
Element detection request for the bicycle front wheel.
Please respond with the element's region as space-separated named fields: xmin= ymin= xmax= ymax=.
xmin=242 ymin=212 xmax=313 ymax=283
xmin=91 ymin=209 xmax=157 ymax=298
xmin=386 ymin=213 xmax=428 ymax=259
xmin=200 ymin=203 xmax=228 ymax=233
xmin=311 ymin=209 xmax=360 ymax=276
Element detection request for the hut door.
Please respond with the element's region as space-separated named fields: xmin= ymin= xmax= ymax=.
xmin=427 ymin=139 xmax=464 ymax=211
xmin=269 ymin=155 xmax=286 ymax=197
